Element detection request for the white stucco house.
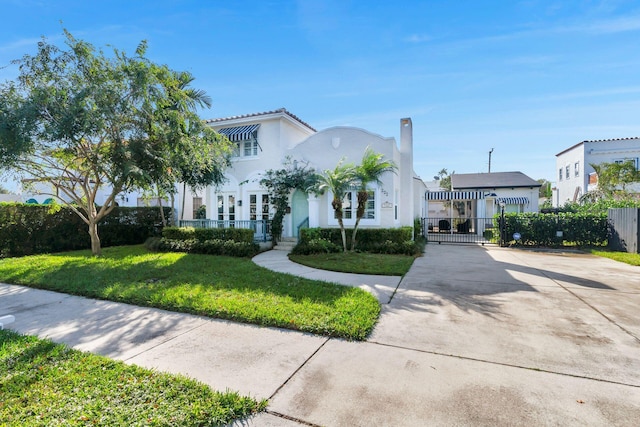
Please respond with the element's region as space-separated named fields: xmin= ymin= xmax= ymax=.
xmin=187 ymin=108 xmax=426 ymax=239
xmin=554 ymin=137 xmax=640 ymax=206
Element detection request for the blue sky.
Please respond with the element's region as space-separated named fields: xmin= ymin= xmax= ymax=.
xmin=2 ymin=0 xmax=640 ymax=191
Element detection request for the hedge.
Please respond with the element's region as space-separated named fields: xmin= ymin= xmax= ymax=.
xmin=294 ymin=227 xmax=422 ymax=255
xmin=161 ymin=226 xmax=254 ymax=243
xmin=0 ymin=203 xmax=170 ymax=258
xmin=498 ymin=212 xmax=609 ymax=247
xmin=148 ymin=226 xmax=259 ymax=257
xmin=146 ymin=237 xmax=259 ymax=258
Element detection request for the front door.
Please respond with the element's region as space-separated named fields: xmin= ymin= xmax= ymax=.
xmin=291 ymin=189 xmax=309 ymax=237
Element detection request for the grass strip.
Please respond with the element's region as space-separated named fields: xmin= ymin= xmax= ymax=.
xmin=588 ymin=249 xmax=640 ymax=266
xmin=0 ymin=329 xmax=265 ymax=426
xmin=0 ymin=245 xmax=380 ymax=340
xmin=288 ymin=252 xmax=415 ymax=276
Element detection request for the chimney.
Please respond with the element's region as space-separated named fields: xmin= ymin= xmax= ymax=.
xmin=399 ymin=118 xmax=414 ymax=226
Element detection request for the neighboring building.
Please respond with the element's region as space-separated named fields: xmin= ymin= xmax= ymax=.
xmin=451 ymin=172 xmax=541 ymax=215
xmin=19 ymin=179 xmax=149 ymax=208
xmin=198 ymin=108 xmax=425 ymax=238
xmin=555 ymin=137 xmax=640 ymax=207
xmin=424 ymin=171 xmax=541 ymax=236
xmin=0 ymin=194 xmax=21 ymax=203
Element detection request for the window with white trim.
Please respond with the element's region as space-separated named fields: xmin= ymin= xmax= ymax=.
xmin=193 ymin=197 xmax=203 ymax=219
xmin=338 ymin=190 xmax=375 ymax=220
xmin=559 ymin=168 xmax=563 ymax=181
xmin=574 ymin=161 xmax=580 ymax=177
xmin=231 ymin=139 xmax=258 ymax=158
xmin=249 ymin=193 xmax=271 ymax=220
xmin=614 ymin=158 xmax=639 ymax=169
xmin=565 ymin=165 xmax=570 ymax=180
xmin=243 ymin=140 xmax=258 ymax=157
xmin=217 ymin=194 xmax=236 ymax=221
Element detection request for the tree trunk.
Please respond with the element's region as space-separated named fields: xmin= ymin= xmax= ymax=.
xmin=332 ymin=196 xmax=348 ymax=252
xmin=158 ymin=197 xmax=166 ymax=226
xmin=88 ymin=220 xmax=101 ymax=256
xmin=170 ymin=193 xmax=175 ymax=226
xmin=337 ymin=217 xmax=347 ymax=252
xmin=181 ymin=182 xmax=187 ymax=220
xmin=350 ymin=191 xmax=368 ymax=251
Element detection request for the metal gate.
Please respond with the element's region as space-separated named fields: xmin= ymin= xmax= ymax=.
xmin=421 ymin=217 xmax=499 ymax=245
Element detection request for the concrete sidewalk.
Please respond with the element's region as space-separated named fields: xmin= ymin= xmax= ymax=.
xmin=2 ymin=245 xmax=640 ymax=426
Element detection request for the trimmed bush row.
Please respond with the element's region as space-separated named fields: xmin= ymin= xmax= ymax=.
xmin=147 ymin=226 xmax=259 ymax=257
xmin=293 ymin=227 xmax=422 ymax=255
xmin=162 ymin=226 xmax=254 ymax=243
xmin=146 ymin=237 xmax=259 ymax=257
xmin=498 ymin=212 xmax=609 ymax=246
xmin=0 ymin=203 xmax=169 ymax=258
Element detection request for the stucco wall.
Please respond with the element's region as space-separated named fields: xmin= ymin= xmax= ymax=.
xmin=555 ymin=138 xmax=640 ymax=206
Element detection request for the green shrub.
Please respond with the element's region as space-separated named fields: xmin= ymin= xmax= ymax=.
xmin=297 ymin=227 xmax=416 ymax=254
xmin=0 ymin=203 xmax=168 ymax=258
xmin=162 ymin=226 xmax=254 ymax=243
xmin=291 ymin=238 xmax=341 ymax=255
xmin=500 ymin=212 xmax=608 ymax=247
xmin=150 ymin=237 xmax=259 ymax=257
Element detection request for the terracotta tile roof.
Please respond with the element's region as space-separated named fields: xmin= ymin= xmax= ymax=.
xmin=204 ymin=108 xmax=316 ymax=132
xmin=556 ymin=137 xmax=640 ymax=156
xmin=582 ymin=137 xmax=640 ymax=143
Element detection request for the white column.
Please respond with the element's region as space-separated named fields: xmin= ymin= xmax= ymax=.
xmin=308 ymin=194 xmax=320 ymax=228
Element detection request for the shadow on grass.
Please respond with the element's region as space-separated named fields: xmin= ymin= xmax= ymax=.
xmin=0 ymin=246 xmax=379 ymax=340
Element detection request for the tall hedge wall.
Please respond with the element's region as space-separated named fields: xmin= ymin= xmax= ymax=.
xmin=0 ymin=203 xmax=170 ymax=258
xmin=500 ymin=212 xmax=609 ymax=246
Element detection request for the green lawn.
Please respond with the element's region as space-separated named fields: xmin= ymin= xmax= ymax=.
xmin=0 ymin=245 xmax=379 ymax=340
xmin=288 ymin=252 xmax=416 ymax=276
xmin=588 ymin=249 xmax=640 ymax=266
xmin=0 ymin=329 xmax=265 ymax=426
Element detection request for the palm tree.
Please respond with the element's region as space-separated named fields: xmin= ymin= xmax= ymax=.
xmin=314 ymin=160 xmax=356 ymax=252
xmin=351 ymin=147 xmax=397 ymax=250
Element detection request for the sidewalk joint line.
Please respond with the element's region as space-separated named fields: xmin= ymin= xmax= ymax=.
xmin=264 ymin=410 xmax=323 ymax=427
xmin=368 ymin=340 xmax=640 ymax=389
xmin=122 ymin=320 xmax=208 ymax=362
xmin=267 ymin=337 xmax=331 ymax=401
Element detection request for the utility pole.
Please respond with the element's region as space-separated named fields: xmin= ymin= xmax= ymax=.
xmin=488 ymin=148 xmax=494 ymax=173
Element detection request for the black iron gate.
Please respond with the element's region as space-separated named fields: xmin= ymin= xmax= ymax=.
xmin=421 ymin=217 xmax=500 ymax=245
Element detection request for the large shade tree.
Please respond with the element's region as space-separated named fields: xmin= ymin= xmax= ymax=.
xmin=0 ymin=31 xmax=233 ymax=255
xmin=314 ymin=160 xmax=356 ymax=252
xmin=351 ymin=147 xmax=397 ymax=251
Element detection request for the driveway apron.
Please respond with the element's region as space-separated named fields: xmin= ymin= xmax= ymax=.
xmin=268 ymin=245 xmax=640 ymax=426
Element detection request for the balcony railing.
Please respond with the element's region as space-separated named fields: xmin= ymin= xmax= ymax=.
xmin=177 ymin=219 xmax=271 ymax=242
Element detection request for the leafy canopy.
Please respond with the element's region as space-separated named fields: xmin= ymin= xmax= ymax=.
xmin=0 ymin=30 xmax=233 ymax=255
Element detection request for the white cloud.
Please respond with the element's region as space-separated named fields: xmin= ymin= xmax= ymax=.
xmin=404 ymin=34 xmax=432 ymax=43
xmin=0 ymin=37 xmax=44 ymax=52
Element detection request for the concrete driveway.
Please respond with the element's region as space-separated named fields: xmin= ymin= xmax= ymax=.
xmin=267 ymin=245 xmax=640 ymax=426
xmin=2 ymin=245 xmax=639 ymax=426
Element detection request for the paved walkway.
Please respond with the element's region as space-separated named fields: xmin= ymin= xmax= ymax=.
xmin=2 ymin=245 xmax=640 ymax=426
xmin=252 ymin=250 xmax=402 ymax=303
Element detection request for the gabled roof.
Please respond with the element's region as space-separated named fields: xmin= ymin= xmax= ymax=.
xmin=451 ymin=171 xmax=541 ymax=189
xmin=556 ymin=137 xmax=640 ymax=157
xmin=204 ymin=108 xmax=316 ymax=132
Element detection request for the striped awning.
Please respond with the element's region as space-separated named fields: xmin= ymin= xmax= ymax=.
xmin=495 ymin=197 xmax=529 ymax=205
xmin=218 ymin=124 xmax=260 ymax=142
xmin=426 ymin=191 xmax=485 ymax=200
